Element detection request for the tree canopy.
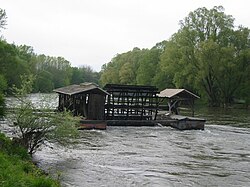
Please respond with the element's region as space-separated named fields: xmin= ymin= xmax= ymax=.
xmin=158 ymin=6 xmax=250 ymax=106
xmin=0 ymin=8 xmax=100 ymax=95
xmin=0 ymin=8 xmax=7 ymax=31
xmin=0 ymin=9 xmax=7 ymax=116
xmin=100 ymin=46 xmax=166 ymax=87
xmin=100 ymin=6 xmax=250 ymax=107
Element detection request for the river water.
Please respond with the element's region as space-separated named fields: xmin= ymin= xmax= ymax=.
xmin=2 ymin=94 xmax=250 ymax=187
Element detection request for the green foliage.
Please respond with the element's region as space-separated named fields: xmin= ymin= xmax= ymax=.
xmin=34 ymin=70 xmax=54 ymax=93
xmin=0 ymin=74 xmax=7 ymax=91
xmin=12 ymin=74 xmax=35 ymax=96
xmin=136 ymin=48 xmax=160 ymax=85
xmin=0 ymin=37 xmax=99 ymax=94
xmin=45 ymin=110 xmax=80 ymax=145
xmin=0 ymin=93 xmax=5 ymax=117
xmin=71 ymin=65 xmax=100 ymax=85
xmin=100 ymin=46 xmax=164 ymax=86
xmin=33 ymin=55 xmax=99 ymax=92
xmin=158 ymin=6 xmax=250 ymax=106
xmin=100 ymin=6 xmax=250 ymax=108
xmin=10 ymin=77 xmax=80 ymax=155
xmin=1 ymin=9 xmax=99 ymax=94
xmin=0 ymin=74 xmax=7 ymax=116
xmin=33 ymin=55 xmax=72 ymax=92
xmin=0 ymin=40 xmax=28 ymax=92
xmin=0 ymin=8 xmax=7 ymax=31
xmin=0 ymin=133 xmax=59 ymax=187
xmin=99 ymin=60 xmax=120 ymax=86
xmin=0 ymin=132 xmax=30 ymax=160
xmin=10 ymin=98 xmax=79 ymax=155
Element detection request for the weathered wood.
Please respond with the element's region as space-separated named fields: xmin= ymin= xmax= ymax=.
xmin=87 ymin=94 xmax=105 ymax=120
xmin=54 ymin=83 xmax=205 ymax=130
xmin=78 ymin=120 xmax=106 ymax=130
xmin=104 ymin=84 xmax=159 ymax=120
xmin=168 ymin=115 xmax=205 ymax=130
xmin=107 ymin=120 xmax=157 ymax=126
xmin=106 ymin=117 xmax=205 ymax=130
xmin=54 ymin=83 xmax=109 ymax=120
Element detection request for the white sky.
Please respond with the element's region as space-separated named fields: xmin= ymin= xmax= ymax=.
xmin=1 ymin=0 xmax=249 ymax=71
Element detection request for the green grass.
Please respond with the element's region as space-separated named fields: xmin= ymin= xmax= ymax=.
xmin=0 ymin=133 xmax=60 ymax=187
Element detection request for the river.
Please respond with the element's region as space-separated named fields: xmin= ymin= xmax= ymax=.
xmin=2 ymin=94 xmax=250 ymax=187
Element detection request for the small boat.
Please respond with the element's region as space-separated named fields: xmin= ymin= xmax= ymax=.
xmin=169 ymin=115 xmax=205 ymax=130
xmin=78 ymin=120 xmax=107 ymax=130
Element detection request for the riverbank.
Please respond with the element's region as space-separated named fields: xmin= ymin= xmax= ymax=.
xmin=0 ymin=132 xmax=59 ymax=187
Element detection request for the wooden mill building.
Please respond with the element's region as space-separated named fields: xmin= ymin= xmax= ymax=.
xmin=54 ymin=83 xmax=204 ymax=129
xmin=53 ymin=83 xmax=109 ymax=120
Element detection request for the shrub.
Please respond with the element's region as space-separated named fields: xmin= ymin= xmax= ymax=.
xmin=0 ymin=133 xmax=60 ymax=187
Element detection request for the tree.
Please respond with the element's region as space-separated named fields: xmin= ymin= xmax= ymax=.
xmin=136 ymin=49 xmax=160 ymax=85
xmin=10 ymin=75 xmax=79 ymax=155
xmin=0 ymin=74 xmax=7 ymax=116
xmin=33 ymin=55 xmax=73 ymax=91
xmin=33 ymin=70 xmax=54 ymax=92
xmin=71 ymin=67 xmax=84 ymax=84
xmin=159 ymin=6 xmax=250 ymax=106
xmin=0 ymin=8 xmax=7 ymax=32
xmin=99 ymin=55 xmax=122 ymax=86
xmin=0 ymin=40 xmax=32 ymax=93
xmin=100 ymin=48 xmax=144 ymax=86
xmin=0 ymin=8 xmax=7 ymax=117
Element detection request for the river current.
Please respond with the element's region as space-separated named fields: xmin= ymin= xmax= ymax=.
xmin=2 ymin=94 xmax=250 ymax=187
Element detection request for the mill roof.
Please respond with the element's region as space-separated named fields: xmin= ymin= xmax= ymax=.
xmin=158 ymin=88 xmax=200 ymax=99
xmin=53 ymin=82 xmax=109 ymax=96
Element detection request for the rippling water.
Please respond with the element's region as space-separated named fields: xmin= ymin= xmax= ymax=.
xmin=3 ymin=94 xmax=250 ymax=186
xmin=34 ymin=124 xmax=250 ymax=187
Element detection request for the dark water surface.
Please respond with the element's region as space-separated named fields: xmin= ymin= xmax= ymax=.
xmin=34 ymin=125 xmax=250 ymax=187
xmin=2 ymin=94 xmax=250 ymax=186
xmin=35 ymin=106 xmax=250 ymax=187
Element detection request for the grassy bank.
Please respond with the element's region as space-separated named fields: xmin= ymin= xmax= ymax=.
xmin=0 ymin=133 xmax=59 ymax=187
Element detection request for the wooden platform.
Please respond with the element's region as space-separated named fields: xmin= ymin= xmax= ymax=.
xmin=79 ymin=115 xmax=205 ymax=130
xmin=106 ymin=115 xmax=205 ymax=130
xmin=167 ymin=115 xmax=205 ymax=130
xmin=78 ymin=120 xmax=107 ymax=130
xmin=107 ymin=120 xmax=157 ymax=126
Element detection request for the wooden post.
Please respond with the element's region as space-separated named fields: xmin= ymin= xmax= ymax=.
xmin=191 ymin=99 xmax=195 ymax=117
xmin=112 ymin=92 xmax=114 ymax=119
xmin=154 ymin=95 xmax=158 ymax=120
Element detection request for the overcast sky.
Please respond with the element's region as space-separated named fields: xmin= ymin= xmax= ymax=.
xmin=1 ymin=0 xmax=249 ymax=71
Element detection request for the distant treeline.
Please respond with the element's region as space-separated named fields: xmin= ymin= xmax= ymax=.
xmin=0 ymin=40 xmax=99 ymax=94
xmin=100 ymin=6 xmax=250 ymax=107
xmin=0 ymin=8 xmax=100 ymax=117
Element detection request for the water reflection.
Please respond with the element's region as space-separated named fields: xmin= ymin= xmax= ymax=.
xmin=195 ymin=107 xmax=250 ymax=128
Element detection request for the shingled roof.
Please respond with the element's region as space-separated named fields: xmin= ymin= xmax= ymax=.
xmin=53 ymin=82 xmax=109 ymax=96
xmin=158 ymin=89 xmax=200 ymax=99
